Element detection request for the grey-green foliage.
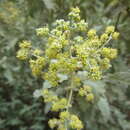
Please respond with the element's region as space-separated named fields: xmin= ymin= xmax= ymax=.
xmin=0 ymin=0 xmax=130 ymax=130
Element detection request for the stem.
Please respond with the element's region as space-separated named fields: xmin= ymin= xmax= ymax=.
xmin=65 ymin=88 xmax=73 ymax=130
xmin=100 ymin=35 xmax=112 ymax=50
xmin=67 ymin=89 xmax=73 ymax=111
xmin=115 ymin=12 xmax=121 ymax=30
xmin=96 ymin=34 xmax=112 ymax=54
xmin=65 ymin=75 xmax=74 ymax=130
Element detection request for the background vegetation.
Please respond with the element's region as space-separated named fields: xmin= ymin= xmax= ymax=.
xmin=0 ymin=0 xmax=130 ymax=130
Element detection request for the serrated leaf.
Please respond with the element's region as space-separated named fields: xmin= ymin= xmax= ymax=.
xmin=83 ymin=80 xmax=106 ymax=95
xmin=97 ymin=97 xmax=111 ymax=122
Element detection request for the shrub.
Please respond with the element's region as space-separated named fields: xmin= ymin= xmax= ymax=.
xmin=17 ymin=7 xmax=120 ymax=130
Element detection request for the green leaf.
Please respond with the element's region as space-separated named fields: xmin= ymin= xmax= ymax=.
xmin=30 ymin=124 xmax=44 ymax=130
xmin=97 ymin=97 xmax=111 ymax=122
xmin=43 ymin=80 xmax=52 ymax=89
xmin=7 ymin=118 xmax=23 ymax=125
xmin=83 ymin=80 xmax=106 ymax=95
xmin=42 ymin=0 xmax=55 ymax=9
xmin=44 ymin=103 xmax=51 ymax=114
xmin=20 ymin=105 xmax=32 ymax=115
xmin=57 ymin=73 xmax=68 ymax=83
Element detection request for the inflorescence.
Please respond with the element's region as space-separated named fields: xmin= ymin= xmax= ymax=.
xmin=17 ymin=7 xmax=119 ymax=130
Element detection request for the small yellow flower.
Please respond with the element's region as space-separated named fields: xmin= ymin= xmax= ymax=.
xmin=101 ymin=48 xmax=117 ymax=59
xmin=19 ymin=40 xmax=31 ymax=48
xmin=70 ymin=115 xmax=83 ymax=130
xmin=79 ymin=88 xmax=86 ymax=96
xmin=60 ymin=111 xmax=70 ymax=120
xmin=84 ymin=85 xmax=92 ymax=93
xmin=36 ymin=27 xmax=49 ymax=36
xmin=100 ymin=33 xmax=108 ymax=42
xmin=112 ymin=32 xmax=120 ymax=40
xmin=105 ymin=26 xmax=115 ymax=34
xmin=16 ymin=49 xmax=29 ymax=60
xmin=51 ymin=98 xmax=68 ymax=112
xmin=86 ymin=93 xmax=94 ymax=101
xmin=87 ymin=29 xmax=96 ymax=38
xmin=48 ymin=118 xmax=58 ymax=129
xmin=33 ymin=49 xmax=42 ymax=55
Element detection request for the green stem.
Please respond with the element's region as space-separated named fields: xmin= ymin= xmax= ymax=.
xmin=65 ymin=89 xmax=73 ymax=130
xmin=67 ymin=89 xmax=73 ymax=111
xmin=95 ymin=34 xmax=112 ymax=54
xmin=100 ymin=35 xmax=112 ymax=49
xmin=65 ymin=76 xmax=74 ymax=130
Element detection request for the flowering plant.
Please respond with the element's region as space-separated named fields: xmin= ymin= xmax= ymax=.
xmin=17 ymin=7 xmax=119 ymax=130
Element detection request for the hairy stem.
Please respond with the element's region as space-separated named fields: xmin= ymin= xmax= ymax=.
xmin=65 ymin=76 xmax=74 ymax=130
xmin=67 ymin=89 xmax=73 ymax=111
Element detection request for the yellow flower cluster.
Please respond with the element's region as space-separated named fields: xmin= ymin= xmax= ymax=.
xmin=112 ymin=32 xmax=120 ymax=40
xmin=16 ymin=49 xmax=29 ymax=60
xmin=68 ymin=7 xmax=81 ymax=21
xmin=41 ymin=89 xmax=58 ymax=102
xmin=0 ymin=1 xmax=20 ymax=24
xmin=101 ymin=48 xmax=117 ymax=59
xmin=41 ymin=89 xmax=68 ymax=112
xmin=51 ymin=98 xmax=68 ymax=112
xmin=79 ymin=85 xmax=94 ymax=102
xmin=29 ymin=56 xmax=46 ymax=76
xmin=19 ymin=40 xmax=31 ymax=48
xmin=99 ymin=58 xmax=111 ymax=70
xmin=55 ymin=19 xmax=70 ymax=31
xmin=17 ymin=7 xmax=119 ymax=130
xmin=89 ymin=66 xmax=102 ymax=80
xmin=16 ymin=40 xmax=31 ymax=60
xmin=36 ymin=27 xmax=49 ymax=36
xmin=49 ymin=111 xmax=83 ymax=130
xmin=70 ymin=115 xmax=83 ymax=130
xmin=44 ymin=71 xmax=59 ymax=86
xmin=33 ymin=49 xmax=42 ymax=56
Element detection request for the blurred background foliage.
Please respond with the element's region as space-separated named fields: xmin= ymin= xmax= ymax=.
xmin=0 ymin=0 xmax=130 ymax=130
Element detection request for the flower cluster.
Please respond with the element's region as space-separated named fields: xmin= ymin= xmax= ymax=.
xmin=49 ymin=111 xmax=83 ymax=130
xmin=0 ymin=1 xmax=20 ymax=24
xmin=16 ymin=40 xmax=31 ymax=60
xmin=79 ymin=85 xmax=94 ymax=102
xmin=17 ymin=7 xmax=119 ymax=130
xmin=41 ymin=89 xmax=58 ymax=103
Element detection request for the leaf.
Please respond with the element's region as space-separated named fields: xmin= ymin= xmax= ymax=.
xmin=83 ymin=80 xmax=106 ymax=96
xmin=97 ymin=97 xmax=111 ymax=122
xmin=57 ymin=73 xmax=68 ymax=83
xmin=44 ymin=103 xmax=52 ymax=114
xmin=7 ymin=118 xmax=23 ymax=125
xmin=4 ymin=70 xmax=13 ymax=83
xmin=42 ymin=80 xmax=52 ymax=89
xmin=106 ymin=70 xmax=130 ymax=85
xmin=30 ymin=124 xmax=44 ymax=130
xmin=113 ymin=108 xmax=130 ymax=129
xmin=77 ymin=71 xmax=88 ymax=80
xmin=33 ymin=89 xmax=42 ymax=98
xmin=42 ymin=0 xmax=55 ymax=9
xmin=20 ymin=105 xmax=32 ymax=115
